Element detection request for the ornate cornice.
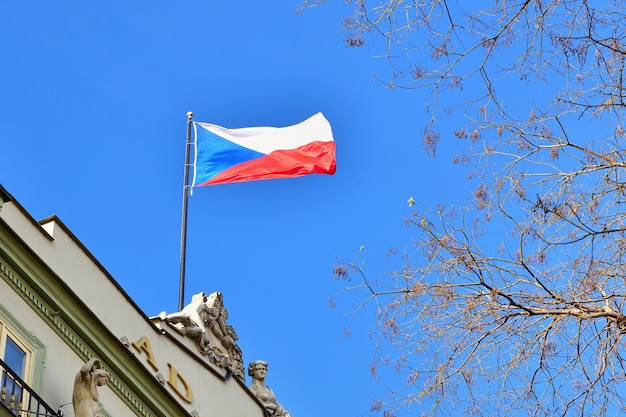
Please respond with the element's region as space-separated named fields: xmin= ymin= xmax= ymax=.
xmin=0 ymin=250 xmax=164 ymax=417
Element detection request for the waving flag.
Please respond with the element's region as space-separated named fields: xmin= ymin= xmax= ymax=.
xmin=192 ymin=113 xmax=336 ymax=186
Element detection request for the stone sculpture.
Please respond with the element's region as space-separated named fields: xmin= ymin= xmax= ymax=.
xmin=248 ymin=360 xmax=292 ymax=417
xmin=72 ymin=358 xmax=109 ymax=417
xmin=164 ymin=292 xmax=212 ymax=353
xmin=164 ymin=291 xmax=245 ymax=380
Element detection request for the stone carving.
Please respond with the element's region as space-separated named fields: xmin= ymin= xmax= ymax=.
xmin=204 ymin=292 xmax=233 ymax=349
xmin=163 ymin=292 xmax=212 ymax=353
xmin=164 ymin=291 xmax=244 ymax=380
xmin=204 ymin=292 xmax=245 ymax=381
xmin=72 ymin=358 xmax=109 ymax=417
xmin=248 ymin=361 xmax=292 ymax=417
xmin=228 ymin=344 xmax=244 ymax=382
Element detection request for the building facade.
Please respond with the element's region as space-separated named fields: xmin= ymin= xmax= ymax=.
xmin=0 ymin=184 xmax=269 ymax=417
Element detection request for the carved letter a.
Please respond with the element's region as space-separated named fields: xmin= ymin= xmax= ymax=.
xmin=132 ymin=336 xmax=159 ymax=372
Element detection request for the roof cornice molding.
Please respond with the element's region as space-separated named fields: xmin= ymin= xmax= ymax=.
xmin=0 ymin=228 xmax=191 ymax=417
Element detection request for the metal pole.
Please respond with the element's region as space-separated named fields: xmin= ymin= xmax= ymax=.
xmin=178 ymin=111 xmax=194 ymax=311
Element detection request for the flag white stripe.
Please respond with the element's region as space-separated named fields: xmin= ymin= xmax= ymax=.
xmin=194 ymin=112 xmax=333 ymax=155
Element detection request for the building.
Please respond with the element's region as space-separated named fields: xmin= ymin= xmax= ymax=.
xmin=0 ymin=184 xmax=272 ymax=417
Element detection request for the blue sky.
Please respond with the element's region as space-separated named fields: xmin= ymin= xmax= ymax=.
xmin=0 ymin=2 xmax=468 ymax=416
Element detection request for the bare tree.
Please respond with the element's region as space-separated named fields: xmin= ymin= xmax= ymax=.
xmin=302 ymin=1 xmax=626 ymax=416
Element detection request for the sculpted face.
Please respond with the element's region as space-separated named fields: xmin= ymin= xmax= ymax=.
xmin=93 ymin=370 xmax=109 ymax=387
xmin=98 ymin=375 xmax=109 ymax=386
xmin=253 ymin=364 xmax=267 ymax=380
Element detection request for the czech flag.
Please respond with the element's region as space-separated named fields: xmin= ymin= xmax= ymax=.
xmin=192 ymin=113 xmax=336 ymax=186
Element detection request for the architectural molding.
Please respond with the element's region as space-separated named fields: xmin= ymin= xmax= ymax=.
xmin=0 ymin=301 xmax=46 ymax=392
xmin=0 ymin=254 xmax=164 ymax=417
xmin=0 ymin=187 xmax=269 ymax=417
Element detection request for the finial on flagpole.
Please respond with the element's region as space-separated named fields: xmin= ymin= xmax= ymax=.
xmin=187 ymin=111 xmax=193 ymax=120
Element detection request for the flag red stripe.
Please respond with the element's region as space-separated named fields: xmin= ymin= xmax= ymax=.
xmin=195 ymin=141 xmax=336 ymax=186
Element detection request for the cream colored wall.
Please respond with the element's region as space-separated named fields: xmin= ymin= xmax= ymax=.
xmin=128 ymin=329 xmax=264 ymax=417
xmin=1 ymin=203 xmax=142 ymax=340
xmin=0 ymin=200 xmax=265 ymax=417
xmin=0 ymin=275 xmax=129 ymax=417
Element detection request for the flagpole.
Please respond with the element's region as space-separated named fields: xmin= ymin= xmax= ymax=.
xmin=178 ymin=111 xmax=194 ymax=311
